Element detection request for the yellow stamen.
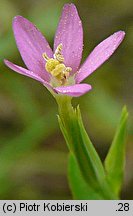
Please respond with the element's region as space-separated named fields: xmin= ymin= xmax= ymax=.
xmin=54 ymin=43 xmax=64 ymax=63
xmin=42 ymin=52 xmax=50 ymax=61
xmin=42 ymin=43 xmax=72 ymax=85
xmin=45 ymin=59 xmax=60 ymax=73
xmin=51 ymin=64 xmax=65 ymax=76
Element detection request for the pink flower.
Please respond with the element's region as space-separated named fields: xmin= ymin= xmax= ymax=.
xmin=4 ymin=4 xmax=125 ymax=97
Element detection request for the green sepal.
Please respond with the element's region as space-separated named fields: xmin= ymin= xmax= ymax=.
xmin=104 ymin=106 xmax=128 ymax=196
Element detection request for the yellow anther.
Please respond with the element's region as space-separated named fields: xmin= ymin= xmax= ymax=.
xmin=54 ymin=43 xmax=64 ymax=63
xmin=45 ymin=59 xmax=60 ymax=73
xmin=42 ymin=52 xmax=50 ymax=61
xmin=65 ymin=67 xmax=72 ymax=72
xmin=51 ymin=64 xmax=66 ymax=77
xmin=42 ymin=43 xmax=72 ymax=85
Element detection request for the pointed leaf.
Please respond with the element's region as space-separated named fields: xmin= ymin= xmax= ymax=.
xmin=75 ymin=106 xmax=117 ymax=199
xmin=58 ymin=103 xmax=106 ymax=188
xmin=76 ymin=106 xmax=105 ymax=181
xmin=57 ymin=97 xmax=117 ymax=199
xmin=104 ymin=106 xmax=128 ymax=196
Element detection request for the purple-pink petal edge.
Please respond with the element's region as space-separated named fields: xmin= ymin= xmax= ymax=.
xmin=54 ymin=3 xmax=83 ymax=74
xmin=54 ymin=84 xmax=92 ymax=97
xmin=4 ymin=59 xmax=45 ymax=83
xmin=76 ymin=31 xmax=125 ymax=83
xmin=13 ymin=15 xmax=53 ymax=82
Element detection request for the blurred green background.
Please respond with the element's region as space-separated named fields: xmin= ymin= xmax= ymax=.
xmin=0 ymin=0 xmax=132 ymax=199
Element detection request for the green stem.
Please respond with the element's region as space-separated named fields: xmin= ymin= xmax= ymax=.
xmin=55 ymin=95 xmax=118 ymax=199
xmin=56 ymin=95 xmax=75 ymax=151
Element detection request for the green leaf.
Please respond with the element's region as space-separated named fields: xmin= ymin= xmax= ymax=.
xmin=75 ymin=106 xmax=117 ymax=199
xmin=58 ymin=99 xmax=105 ymax=188
xmin=57 ymin=96 xmax=117 ymax=199
xmin=68 ymin=153 xmax=105 ymax=200
xmin=76 ymin=106 xmax=105 ymax=183
xmin=104 ymin=106 xmax=128 ymax=196
xmin=57 ymin=115 xmax=71 ymax=151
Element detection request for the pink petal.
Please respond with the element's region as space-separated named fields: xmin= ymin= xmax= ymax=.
xmin=13 ymin=16 xmax=53 ymax=82
xmin=54 ymin=84 xmax=92 ymax=97
xmin=76 ymin=31 xmax=125 ymax=83
xmin=54 ymin=4 xmax=83 ymax=74
xmin=4 ymin=59 xmax=45 ymax=83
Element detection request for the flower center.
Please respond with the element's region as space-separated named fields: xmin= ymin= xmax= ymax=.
xmin=43 ymin=44 xmax=72 ymax=85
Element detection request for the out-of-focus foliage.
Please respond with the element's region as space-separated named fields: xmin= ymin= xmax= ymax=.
xmin=0 ymin=0 xmax=132 ymax=199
